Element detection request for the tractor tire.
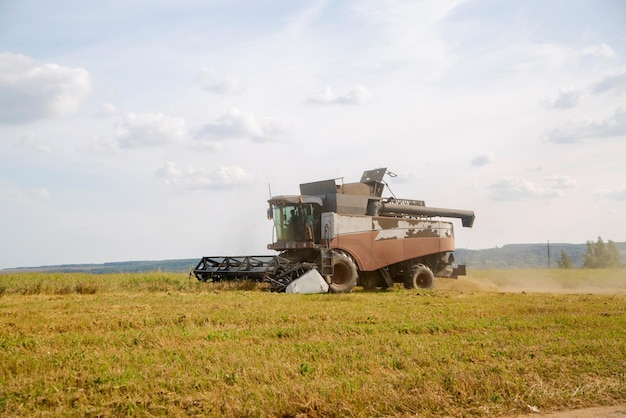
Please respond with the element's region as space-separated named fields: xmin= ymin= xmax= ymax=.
xmin=404 ymin=264 xmax=434 ymax=289
xmin=328 ymin=251 xmax=358 ymax=293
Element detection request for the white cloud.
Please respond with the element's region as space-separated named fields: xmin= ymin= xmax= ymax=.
xmin=471 ymin=152 xmax=495 ymax=167
xmin=542 ymin=87 xmax=582 ymax=109
xmin=449 ymin=41 xmax=619 ymax=94
xmin=546 ymin=175 xmax=577 ymax=189
xmin=307 ymin=85 xmax=373 ymax=105
xmin=540 ymin=70 xmax=626 ymax=112
xmin=489 ymin=176 xmax=575 ymax=201
xmin=540 ymin=70 xmax=625 ymax=112
xmin=0 ymin=179 xmax=50 ymax=202
xmin=28 ymin=188 xmax=51 ymax=200
xmin=351 ymin=1 xmax=459 ymax=79
xmin=155 ymin=161 xmax=182 ymax=179
xmin=0 ymin=52 xmax=91 ymax=124
xmin=580 ymin=43 xmax=616 ymax=58
xmin=592 ymin=70 xmax=626 ymax=95
xmin=190 ymin=141 xmax=224 ymax=152
xmin=595 ymin=185 xmax=626 ymax=201
xmin=195 ymin=108 xmax=292 ymax=143
xmin=197 ymin=68 xmax=245 ymax=96
xmin=82 ymin=136 xmax=121 ymax=155
xmin=116 ymin=112 xmax=187 ymax=148
xmin=17 ymin=133 xmax=52 ymax=154
xmin=155 ymin=162 xmax=254 ymax=191
xmin=542 ymin=108 xmax=626 ymax=143
xmin=99 ymin=102 xmax=120 ymax=117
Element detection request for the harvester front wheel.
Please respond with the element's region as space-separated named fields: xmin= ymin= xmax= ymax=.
xmin=404 ymin=264 xmax=434 ymax=289
xmin=328 ymin=251 xmax=358 ymax=293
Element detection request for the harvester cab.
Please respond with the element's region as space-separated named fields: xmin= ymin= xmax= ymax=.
xmin=267 ymin=168 xmax=389 ymax=250
xmin=267 ymin=196 xmax=323 ymax=246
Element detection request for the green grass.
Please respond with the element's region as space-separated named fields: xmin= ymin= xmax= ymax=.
xmin=0 ymin=270 xmax=625 ymax=417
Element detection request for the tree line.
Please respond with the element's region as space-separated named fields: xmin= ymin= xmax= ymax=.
xmin=557 ymin=237 xmax=622 ymax=269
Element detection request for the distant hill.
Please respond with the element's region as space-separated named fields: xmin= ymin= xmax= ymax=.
xmin=2 ymin=242 xmax=625 ymax=274
xmin=455 ymin=242 xmax=626 ymax=269
xmin=1 ymin=259 xmax=199 ymax=275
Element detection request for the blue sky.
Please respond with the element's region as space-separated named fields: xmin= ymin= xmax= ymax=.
xmin=1 ymin=0 xmax=625 ymax=269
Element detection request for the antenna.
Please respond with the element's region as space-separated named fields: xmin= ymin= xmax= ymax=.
xmin=383 ymin=170 xmax=397 ymax=199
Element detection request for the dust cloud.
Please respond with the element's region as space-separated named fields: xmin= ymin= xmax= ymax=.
xmin=436 ymin=271 xmax=626 ymax=294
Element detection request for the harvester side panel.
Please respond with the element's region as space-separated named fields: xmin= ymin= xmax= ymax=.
xmin=333 ymin=233 xmax=454 ymax=272
xmin=323 ymin=213 xmax=456 ymax=272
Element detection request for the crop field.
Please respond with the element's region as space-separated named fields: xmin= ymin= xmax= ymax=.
xmin=0 ymin=269 xmax=625 ymax=417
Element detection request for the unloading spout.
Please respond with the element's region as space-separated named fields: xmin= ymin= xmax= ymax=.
xmin=378 ymin=202 xmax=475 ymax=228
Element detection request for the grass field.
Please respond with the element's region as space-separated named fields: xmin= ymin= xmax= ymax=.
xmin=0 ymin=270 xmax=624 ymax=417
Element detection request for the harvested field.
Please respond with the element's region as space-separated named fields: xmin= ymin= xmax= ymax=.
xmin=0 ymin=270 xmax=624 ymax=417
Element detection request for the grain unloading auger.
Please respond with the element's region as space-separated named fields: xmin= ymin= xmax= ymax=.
xmin=192 ymin=168 xmax=475 ymax=293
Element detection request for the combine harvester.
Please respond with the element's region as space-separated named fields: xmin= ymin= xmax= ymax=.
xmin=191 ymin=168 xmax=474 ymax=293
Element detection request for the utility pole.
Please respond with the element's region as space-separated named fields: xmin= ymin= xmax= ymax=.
xmin=547 ymin=240 xmax=551 ymax=269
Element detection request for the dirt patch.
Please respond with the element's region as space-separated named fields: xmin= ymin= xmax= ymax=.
xmin=513 ymin=404 xmax=626 ymax=417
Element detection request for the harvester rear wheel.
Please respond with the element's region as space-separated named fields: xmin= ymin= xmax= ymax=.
xmin=328 ymin=251 xmax=358 ymax=293
xmin=404 ymin=264 xmax=434 ymax=289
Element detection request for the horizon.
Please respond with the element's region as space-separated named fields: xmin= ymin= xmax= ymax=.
xmin=1 ymin=1 xmax=625 ymax=269
xmin=4 ymin=240 xmax=625 ymax=271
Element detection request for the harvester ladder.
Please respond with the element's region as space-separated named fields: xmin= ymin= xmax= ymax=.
xmin=321 ymin=248 xmax=334 ymax=276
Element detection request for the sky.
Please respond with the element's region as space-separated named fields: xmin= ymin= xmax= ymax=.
xmin=1 ymin=0 xmax=625 ymax=269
